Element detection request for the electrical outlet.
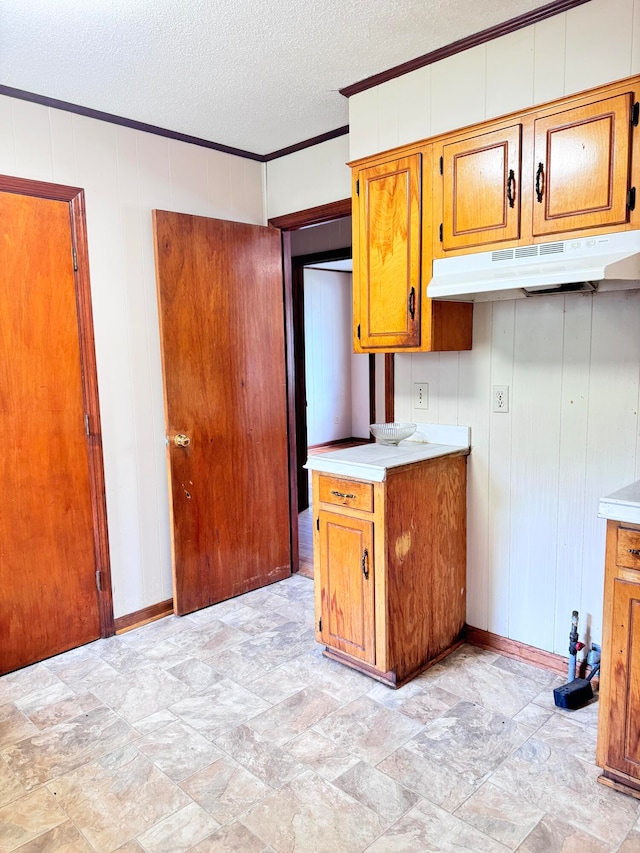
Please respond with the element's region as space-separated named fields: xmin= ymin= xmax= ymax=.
xmin=492 ymin=385 xmax=509 ymax=413
xmin=413 ymin=382 xmax=429 ymax=410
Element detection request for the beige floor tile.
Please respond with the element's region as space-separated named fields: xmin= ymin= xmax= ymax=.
xmin=214 ymin=603 xmax=290 ymax=635
xmin=535 ymin=712 xmax=598 ymax=764
xmin=246 ymin=649 xmax=371 ymax=705
xmin=47 ymin=745 xmax=190 ymax=853
xmin=284 ymin=729 xmax=360 ymax=781
xmin=11 ymin=820 xmax=93 ymax=852
xmin=215 ymin=725 xmax=306 ymax=788
xmin=136 ymin=802 xmax=219 ymax=853
xmin=247 ymin=687 xmax=341 ymax=746
xmin=366 ymin=797 xmax=511 ymax=852
xmin=24 ymin=692 xmax=103 ymax=732
xmin=90 ymin=639 xmax=148 ymax=673
xmin=0 ymin=705 xmax=39 ymax=750
xmin=619 ymin=828 xmax=640 ymax=852
xmin=366 ymin=679 xmax=425 ymax=710
xmin=0 ymin=665 xmax=62 ymax=705
xmin=188 ymin=821 xmax=266 ymax=853
xmin=43 ymin=655 xmax=119 ymax=693
xmin=0 ymin=758 xmax=24 ymax=809
xmin=14 ymin=681 xmax=74 ymax=718
xmin=436 ymin=657 xmax=544 ymax=717
xmin=132 ymin=640 xmax=193 ymax=671
xmin=137 ymin=721 xmax=223 ymax=782
xmin=517 ymin=814 xmax=616 ymax=852
xmin=169 ymin=621 xmax=251 ymax=660
xmin=180 ymin=756 xmax=271 ymax=824
xmin=0 ymin=789 xmax=67 ymax=853
xmin=133 ymin=709 xmax=178 ymax=736
xmin=167 ymin=659 xmax=224 ymax=694
xmin=512 ymin=702 xmax=554 ymax=731
xmin=333 ymin=760 xmax=420 ymax=824
xmin=388 ymin=684 xmax=460 ymax=726
xmin=240 ymin=770 xmax=385 ymax=853
xmin=91 ymin=663 xmax=192 ymax=724
xmin=112 ymin=842 xmax=145 ymax=853
xmin=455 ymin=780 xmax=545 ymax=850
xmin=397 ymin=699 xmax=529 ymax=784
xmin=3 ymin=706 xmax=136 ymax=790
xmin=312 ymin=696 xmax=424 ymax=764
xmin=171 ymin=679 xmax=270 ymax=740
xmin=489 ymin=737 xmax=639 ymax=845
xmin=490 ymin=656 xmax=560 ymax=687
xmin=378 ymin=744 xmax=479 ymax=811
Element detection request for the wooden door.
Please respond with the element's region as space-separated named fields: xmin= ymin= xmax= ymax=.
xmin=602 ymin=575 xmax=640 ymax=777
xmin=318 ymin=510 xmax=375 ymax=663
xmin=153 ymin=211 xmax=291 ymax=616
xmin=355 ymin=155 xmax=421 ymax=350
xmin=0 ymin=180 xmax=111 ymax=674
xmin=441 ymin=124 xmax=522 ymax=250
xmin=532 ymin=93 xmax=633 ymax=236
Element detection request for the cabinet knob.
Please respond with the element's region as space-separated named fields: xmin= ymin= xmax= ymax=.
xmin=362 ymin=548 xmax=369 ymax=580
xmin=331 ymin=490 xmax=356 ymax=500
xmin=535 ymin=162 xmax=544 ymax=203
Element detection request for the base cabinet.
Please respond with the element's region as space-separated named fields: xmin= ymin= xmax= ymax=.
xmin=597 ymin=520 xmax=640 ymax=798
xmin=312 ymin=453 xmax=467 ymax=687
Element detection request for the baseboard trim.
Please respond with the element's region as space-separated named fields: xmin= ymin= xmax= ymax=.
xmin=465 ymin=625 xmax=569 ymax=676
xmin=114 ymin=599 xmax=174 ymax=634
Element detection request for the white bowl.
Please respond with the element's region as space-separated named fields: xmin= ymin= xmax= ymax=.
xmin=370 ymin=422 xmax=417 ymax=445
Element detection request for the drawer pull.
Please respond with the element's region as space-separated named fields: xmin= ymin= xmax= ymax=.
xmin=535 ymin=162 xmax=544 ymax=202
xmin=628 ymin=548 xmax=640 ymax=558
xmin=507 ymin=168 xmax=516 ymax=208
xmin=362 ymin=548 xmax=369 ymax=580
xmin=331 ymin=490 xmax=356 ymax=500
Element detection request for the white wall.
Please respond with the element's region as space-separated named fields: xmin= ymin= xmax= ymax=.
xmin=0 ymin=95 xmax=265 ymax=619
xmin=348 ymin=0 xmax=640 ymax=655
xmin=265 ymin=135 xmax=351 ymax=219
xmin=304 ymin=268 xmax=358 ymax=445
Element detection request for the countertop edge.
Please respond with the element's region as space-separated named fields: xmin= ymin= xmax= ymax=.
xmin=304 ymin=444 xmax=470 ymax=482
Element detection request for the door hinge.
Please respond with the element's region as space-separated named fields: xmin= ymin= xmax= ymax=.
xmin=318 ymin=618 xmax=322 ymax=632
xmin=84 ymin=413 xmax=90 ymax=436
xmin=356 ymin=179 xmax=360 ymax=195
xmin=72 ymin=246 xmax=78 ymax=271
xmin=316 ymin=516 xmax=320 ymax=531
xmin=95 ymin=570 xmax=103 ymax=592
xmin=439 ymin=223 xmax=443 ymax=242
xmin=439 ymin=156 xmax=443 ymax=175
xmin=632 ymin=102 xmax=639 ymax=127
xmin=628 ymin=187 xmax=637 ymax=211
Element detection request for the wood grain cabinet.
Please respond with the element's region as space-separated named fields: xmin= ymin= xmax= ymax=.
xmin=312 ymin=454 xmax=468 ymax=687
xmin=440 ymin=123 xmax=522 ymax=251
xmin=352 ymin=151 xmax=473 ymax=354
xmin=532 ymin=93 xmax=634 ymax=238
xmin=597 ymin=521 xmax=640 ymax=799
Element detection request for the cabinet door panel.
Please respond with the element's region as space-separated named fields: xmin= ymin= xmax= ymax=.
xmin=442 ymin=124 xmax=521 ymax=250
xmin=318 ymin=511 xmax=375 ymax=663
xmin=533 ymin=93 xmax=632 ymax=236
xmin=357 ymin=155 xmax=421 ymax=349
xmin=604 ymin=577 xmax=640 ymax=776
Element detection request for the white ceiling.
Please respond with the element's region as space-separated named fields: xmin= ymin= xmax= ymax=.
xmin=1 ymin=0 xmax=554 ymax=156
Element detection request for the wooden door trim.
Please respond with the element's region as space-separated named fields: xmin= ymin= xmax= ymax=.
xmin=269 ymin=198 xmax=352 ymax=230
xmin=0 ymin=173 xmax=115 ymax=637
xmin=282 ymin=230 xmax=300 ymax=565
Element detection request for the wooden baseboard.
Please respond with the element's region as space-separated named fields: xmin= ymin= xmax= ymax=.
xmin=465 ymin=625 xmax=570 ymax=676
xmin=114 ymin=599 xmax=174 ymax=634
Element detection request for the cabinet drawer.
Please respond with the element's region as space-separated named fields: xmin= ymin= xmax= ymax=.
xmin=318 ymin=476 xmax=373 ymax=512
xmin=618 ymin=528 xmax=640 ymax=571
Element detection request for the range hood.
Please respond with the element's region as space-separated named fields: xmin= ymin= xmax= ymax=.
xmin=428 ymin=230 xmax=640 ymax=302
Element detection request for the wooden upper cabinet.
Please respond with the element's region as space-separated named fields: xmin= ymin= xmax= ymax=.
xmin=441 ymin=124 xmax=522 ymax=251
xmin=532 ymin=93 xmax=633 ymax=237
xmin=318 ymin=510 xmax=375 ymax=664
xmin=355 ymin=154 xmax=422 ymax=350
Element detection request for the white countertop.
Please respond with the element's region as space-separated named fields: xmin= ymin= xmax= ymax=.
xmin=304 ymin=425 xmax=470 ymax=483
xmin=598 ymin=480 xmax=640 ymax=525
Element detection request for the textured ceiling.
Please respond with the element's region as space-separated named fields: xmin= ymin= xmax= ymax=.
xmin=1 ymin=0 xmax=555 ymax=156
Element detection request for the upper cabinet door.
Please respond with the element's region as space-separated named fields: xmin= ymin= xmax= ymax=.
xmin=356 ymin=154 xmax=421 ymax=350
xmin=532 ymin=93 xmax=633 ymax=237
xmin=441 ymin=124 xmax=522 ymax=251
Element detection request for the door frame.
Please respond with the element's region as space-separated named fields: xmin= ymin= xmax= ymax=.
xmin=1 ymin=174 xmax=114 ymax=636
xmin=270 ymin=199 xmax=394 ymax=570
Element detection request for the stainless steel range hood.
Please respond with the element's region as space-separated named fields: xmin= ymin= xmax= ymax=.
xmin=427 ymin=231 xmax=640 ymax=302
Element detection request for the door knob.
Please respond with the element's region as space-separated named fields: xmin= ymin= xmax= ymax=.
xmin=174 ymin=434 xmax=191 ymax=447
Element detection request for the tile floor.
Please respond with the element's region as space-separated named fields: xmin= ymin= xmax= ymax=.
xmin=1 ymin=574 xmax=639 ymax=852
